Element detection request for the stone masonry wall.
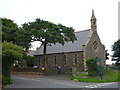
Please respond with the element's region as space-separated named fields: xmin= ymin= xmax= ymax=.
xmin=83 ymin=31 xmax=106 ymax=70
xmin=34 ymin=51 xmax=84 ymax=74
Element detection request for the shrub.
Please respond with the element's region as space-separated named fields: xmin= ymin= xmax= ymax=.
xmin=86 ymin=58 xmax=99 ymax=77
xmin=2 ymin=76 xmax=13 ymax=85
xmin=2 ymin=41 xmax=23 ymax=78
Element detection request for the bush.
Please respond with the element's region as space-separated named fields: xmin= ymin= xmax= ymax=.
xmin=86 ymin=58 xmax=99 ymax=77
xmin=2 ymin=76 xmax=13 ymax=85
xmin=2 ymin=41 xmax=23 ymax=78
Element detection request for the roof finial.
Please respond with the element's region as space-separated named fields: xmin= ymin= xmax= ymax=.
xmin=92 ymin=9 xmax=94 ymax=14
xmin=91 ymin=9 xmax=97 ymax=31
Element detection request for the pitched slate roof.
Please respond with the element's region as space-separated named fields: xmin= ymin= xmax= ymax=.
xmin=34 ymin=29 xmax=91 ymax=55
xmin=26 ymin=50 xmax=36 ymax=56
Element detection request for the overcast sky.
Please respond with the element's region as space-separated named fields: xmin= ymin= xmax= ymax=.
xmin=1 ymin=0 xmax=119 ymax=64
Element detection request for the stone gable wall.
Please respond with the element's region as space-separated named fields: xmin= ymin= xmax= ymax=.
xmin=83 ymin=31 xmax=106 ymax=70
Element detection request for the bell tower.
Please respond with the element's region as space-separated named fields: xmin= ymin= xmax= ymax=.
xmin=90 ymin=10 xmax=97 ymax=32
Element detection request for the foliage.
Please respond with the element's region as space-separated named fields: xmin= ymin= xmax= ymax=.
xmin=2 ymin=18 xmax=31 ymax=51
xmin=105 ymin=50 xmax=109 ymax=60
xmin=2 ymin=41 xmax=23 ymax=78
xmin=2 ymin=18 xmax=19 ymax=43
xmin=112 ymin=39 xmax=120 ymax=64
xmin=15 ymin=27 xmax=32 ymax=51
xmin=2 ymin=76 xmax=13 ymax=85
xmin=22 ymin=54 xmax=34 ymax=67
xmin=86 ymin=58 xmax=99 ymax=76
xmin=28 ymin=18 xmax=77 ymax=44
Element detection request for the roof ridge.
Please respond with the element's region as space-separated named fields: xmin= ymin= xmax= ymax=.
xmin=74 ymin=29 xmax=91 ymax=33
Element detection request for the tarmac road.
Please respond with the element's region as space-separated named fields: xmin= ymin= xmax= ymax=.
xmin=4 ymin=74 xmax=119 ymax=89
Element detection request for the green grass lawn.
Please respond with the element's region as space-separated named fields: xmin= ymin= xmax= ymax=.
xmin=76 ymin=72 xmax=88 ymax=76
xmin=70 ymin=71 xmax=120 ymax=82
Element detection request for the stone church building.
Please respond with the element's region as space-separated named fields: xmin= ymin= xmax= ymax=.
xmin=34 ymin=11 xmax=106 ymax=73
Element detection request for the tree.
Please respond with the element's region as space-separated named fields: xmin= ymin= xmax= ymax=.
xmin=2 ymin=18 xmax=19 ymax=43
xmin=105 ymin=50 xmax=109 ymax=60
xmin=2 ymin=41 xmax=23 ymax=78
xmin=22 ymin=18 xmax=77 ymax=66
xmin=112 ymin=39 xmax=120 ymax=65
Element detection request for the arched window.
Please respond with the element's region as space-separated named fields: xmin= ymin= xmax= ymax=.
xmin=93 ymin=41 xmax=97 ymax=50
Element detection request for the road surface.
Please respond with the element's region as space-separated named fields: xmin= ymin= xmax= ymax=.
xmin=4 ymin=74 xmax=119 ymax=89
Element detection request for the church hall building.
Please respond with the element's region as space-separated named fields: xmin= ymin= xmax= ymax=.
xmin=34 ymin=11 xmax=106 ymax=73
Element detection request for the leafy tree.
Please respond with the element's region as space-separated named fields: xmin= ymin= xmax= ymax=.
xmin=2 ymin=41 xmax=23 ymax=78
xmin=105 ymin=50 xmax=109 ymax=60
xmin=15 ymin=27 xmax=32 ymax=51
xmin=112 ymin=39 xmax=120 ymax=65
xmin=2 ymin=18 xmax=18 ymax=43
xmin=22 ymin=18 xmax=77 ymax=66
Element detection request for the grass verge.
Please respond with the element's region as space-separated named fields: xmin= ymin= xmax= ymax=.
xmin=70 ymin=71 xmax=120 ymax=82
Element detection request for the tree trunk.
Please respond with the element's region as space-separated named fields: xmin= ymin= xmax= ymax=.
xmin=43 ymin=43 xmax=47 ymax=67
